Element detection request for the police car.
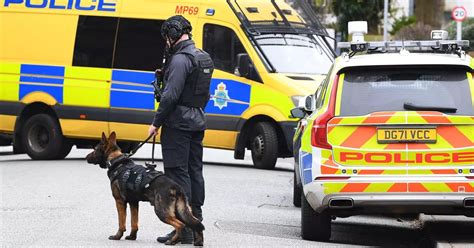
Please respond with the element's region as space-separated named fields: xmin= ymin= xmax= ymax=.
xmin=291 ymin=21 xmax=474 ymax=241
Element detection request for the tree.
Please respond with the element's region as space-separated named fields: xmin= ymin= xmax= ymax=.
xmin=445 ymin=18 xmax=474 ymax=51
xmin=332 ymin=0 xmax=387 ymax=40
xmin=414 ymin=0 xmax=444 ymax=29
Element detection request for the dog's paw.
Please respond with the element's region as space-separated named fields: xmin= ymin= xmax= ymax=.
xmin=125 ymin=235 xmax=136 ymax=240
xmin=108 ymin=235 xmax=122 ymax=240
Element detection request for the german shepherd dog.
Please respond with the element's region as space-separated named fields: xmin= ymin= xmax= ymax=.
xmin=85 ymin=132 xmax=204 ymax=245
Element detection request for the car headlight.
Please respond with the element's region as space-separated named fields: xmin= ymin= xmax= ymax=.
xmin=291 ymin=95 xmax=304 ymax=107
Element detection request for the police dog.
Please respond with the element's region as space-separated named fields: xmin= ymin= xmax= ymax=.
xmin=85 ymin=132 xmax=204 ymax=246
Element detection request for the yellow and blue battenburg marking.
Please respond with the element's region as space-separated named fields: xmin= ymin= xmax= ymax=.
xmin=300 ymin=151 xmax=313 ymax=185
xmin=20 ymin=64 xmax=65 ymax=103
xmin=206 ymin=79 xmax=250 ymax=116
xmin=110 ymin=70 xmax=155 ymax=110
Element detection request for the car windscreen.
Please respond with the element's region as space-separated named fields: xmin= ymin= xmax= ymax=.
xmin=339 ymin=67 xmax=473 ymax=116
xmin=255 ymin=34 xmax=333 ymax=74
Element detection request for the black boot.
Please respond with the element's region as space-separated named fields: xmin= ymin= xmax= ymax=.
xmin=157 ymin=228 xmax=193 ymax=244
xmin=157 ymin=230 xmax=175 ymax=243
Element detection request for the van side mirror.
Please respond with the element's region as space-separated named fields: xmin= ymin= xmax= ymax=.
xmin=236 ymin=53 xmax=251 ymax=77
xmin=290 ymin=107 xmax=305 ymax=119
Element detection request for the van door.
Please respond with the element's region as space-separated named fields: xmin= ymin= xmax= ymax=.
xmin=197 ymin=21 xmax=261 ymax=149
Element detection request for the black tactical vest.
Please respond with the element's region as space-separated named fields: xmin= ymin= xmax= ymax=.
xmin=176 ymin=48 xmax=214 ymax=108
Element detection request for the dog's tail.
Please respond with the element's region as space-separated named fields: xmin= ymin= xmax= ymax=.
xmin=175 ymin=191 xmax=205 ymax=232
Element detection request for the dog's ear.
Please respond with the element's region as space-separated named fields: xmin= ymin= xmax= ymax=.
xmin=109 ymin=131 xmax=117 ymax=145
xmin=101 ymin=132 xmax=107 ymax=144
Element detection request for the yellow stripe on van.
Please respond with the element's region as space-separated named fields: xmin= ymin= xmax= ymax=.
xmin=0 ymin=62 xmax=20 ymax=101
xmin=64 ymin=67 xmax=111 ymax=108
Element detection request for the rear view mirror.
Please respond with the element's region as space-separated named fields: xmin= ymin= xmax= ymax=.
xmin=290 ymin=107 xmax=305 ymax=119
xmin=236 ymin=53 xmax=251 ymax=77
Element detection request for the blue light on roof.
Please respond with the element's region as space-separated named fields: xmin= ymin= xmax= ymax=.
xmin=206 ymin=8 xmax=215 ymax=16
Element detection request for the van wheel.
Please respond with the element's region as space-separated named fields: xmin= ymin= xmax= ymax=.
xmin=250 ymin=122 xmax=278 ymax=170
xmin=301 ymin=194 xmax=331 ymax=241
xmin=22 ymin=114 xmax=71 ymax=160
xmin=293 ymin=172 xmax=302 ymax=207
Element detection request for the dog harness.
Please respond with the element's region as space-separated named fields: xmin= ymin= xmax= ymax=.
xmin=106 ymin=155 xmax=164 ymax=202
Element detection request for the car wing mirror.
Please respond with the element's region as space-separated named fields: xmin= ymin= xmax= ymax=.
xmin=303 ymin=94 xmax=316 ymax=112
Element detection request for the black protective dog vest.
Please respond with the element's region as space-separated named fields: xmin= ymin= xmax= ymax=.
xmin=107 ymin=156 xmax=163 ymax=202
xmin=177 ymin=48 xmax=214 ymax=108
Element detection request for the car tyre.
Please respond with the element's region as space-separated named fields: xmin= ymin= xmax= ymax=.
xmin=250 ymin=122 xmax=278 ymax=170
xmin=293 ymin=172 xmax=302 ymax=207
xmin=301 ymin=194 xmax=331 ymax=241
xmin=22 ymin=114 xmax=71 ymax=160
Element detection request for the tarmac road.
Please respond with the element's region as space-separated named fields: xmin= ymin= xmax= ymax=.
xmin=1 ymin=145 xmax=473 ymax=247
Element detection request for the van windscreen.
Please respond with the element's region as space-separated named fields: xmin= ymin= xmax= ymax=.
xmin=255 ymin=34 xmax=332 ymax=74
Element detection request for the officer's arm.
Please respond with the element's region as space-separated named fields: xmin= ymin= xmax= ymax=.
xmin=152 ymin=55 xmax=192 ymax=128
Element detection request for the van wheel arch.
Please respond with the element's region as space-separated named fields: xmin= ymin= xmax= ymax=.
xmin=234 ymin=115 xmax=290 ymax=169
xmin=14 ymin=103 xmax=71 ymax=159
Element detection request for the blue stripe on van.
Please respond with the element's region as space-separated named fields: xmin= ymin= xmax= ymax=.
xmin=21 ymin=64 xmax=65 ymax=77
xmin=20 ymin=76 xmax=63 ymax=85
xmin=111 ymin=83 xmax=153 ymax=92
xmin=112 ymin=70 xmax=155 ymax=85
xmin=19 ymin=84 xmax=63 ymax=104
xmin=110 ymin=70 xmax=155 ymax=109
xmin=110 ymin=91 xmax=155 ymax=110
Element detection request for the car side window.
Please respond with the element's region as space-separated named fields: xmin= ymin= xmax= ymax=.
xmin=315 ymin=65 xmax=334 ymax=109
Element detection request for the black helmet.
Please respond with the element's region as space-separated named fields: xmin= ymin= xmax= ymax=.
xmin=161 ymin=15 xmax=192 ymax=41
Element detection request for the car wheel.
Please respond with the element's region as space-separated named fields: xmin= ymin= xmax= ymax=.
xmin=250 ymin=122 xmax=278 ymax=170
xmin=301 ymin=194 xmax=331 ymax=241
xmin=22 ymin=114 xmax=71 ymax=160
xmin=293 ymin=172 xmax=302 ymax=207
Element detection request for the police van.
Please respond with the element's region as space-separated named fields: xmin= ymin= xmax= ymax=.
xmin=0 ymin=0 xmax=334 ymax=169
xmin=292 ymin=21 xmax=473 ymax=241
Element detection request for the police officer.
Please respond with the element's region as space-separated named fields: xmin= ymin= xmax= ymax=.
xmin=148 ymin=15 xmax=214 ymax=245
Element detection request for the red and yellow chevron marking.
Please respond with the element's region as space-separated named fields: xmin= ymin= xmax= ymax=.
xmin=326 ymin=111 xmax=473 ymax=169
xmin=323 ymin=182 xmax=474 ymax=194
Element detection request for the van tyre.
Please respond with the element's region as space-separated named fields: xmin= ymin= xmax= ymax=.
xmin=301 ymin=194 xmax=331 ymax=241
xmin=250 ymin=122 xmax=278 ymax=170
xmin=293 ymin=172 xmax=302 ymax=207
xmin=22 ymin=114 xmax=72 ymax=160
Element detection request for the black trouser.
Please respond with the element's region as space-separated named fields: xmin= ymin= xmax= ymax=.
xmin=161 ymin=126 xmax=205 ymax=220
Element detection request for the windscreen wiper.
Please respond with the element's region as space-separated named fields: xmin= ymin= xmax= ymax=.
xmin=403 ymin=102 xmax=457 ymax=113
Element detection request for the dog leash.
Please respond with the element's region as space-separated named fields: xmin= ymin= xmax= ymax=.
xmin=126 ymin=134 xmax=154 ymax=158
xmin=126 ymin=134 xmax=158 ymax=169
xmin=145 ymin=135 xmax=157 ymax=169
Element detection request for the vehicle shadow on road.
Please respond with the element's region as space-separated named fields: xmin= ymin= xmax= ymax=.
xmin=423 ymin=218 xmax=474 ymax=244
xmin=331 ymin=219 xmax=433 ymax=247
xmin=330 ymin=216 xmax=474 ymax=247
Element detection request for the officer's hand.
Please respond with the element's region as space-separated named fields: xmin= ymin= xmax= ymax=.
xmin=148 ymin=125 xmax=158 ymax=136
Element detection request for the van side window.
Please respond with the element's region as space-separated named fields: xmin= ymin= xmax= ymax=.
xmin=73 ymin=16 xmax=118 ymax=68
xmin=203 ymin=24 xmax=245 ymax=74
xmin=113 ymin=18 xmax=165 ymax=71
